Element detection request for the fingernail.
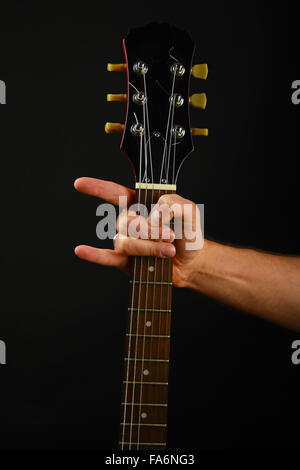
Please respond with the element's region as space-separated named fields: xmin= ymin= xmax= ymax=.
xmin=161 ymin=244 xmax=176 ymax=258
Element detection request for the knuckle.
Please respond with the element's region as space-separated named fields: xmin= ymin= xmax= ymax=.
xmin=159 ymin=195 xmax=171 ymax=206
xmin=116 ymin=212 xmax=127 ymax=234
xmin=114 ymin=234 xmax=126 ymax=253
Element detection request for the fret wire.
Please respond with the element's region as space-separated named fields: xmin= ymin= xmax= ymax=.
xmin=128 ymin=308 xmax=171 ymax=312
xmin=126 ymin=334 xmax=170 ymax=338
xmin=120 ymin=423 xmax=167 ymax=427
xmin=123 ymin=381 xmax=168 ymax=385
xmin=127 ymin=311 xmax=170 ymax=336
xmin=119 ymin=442 xmax=166 ymax=446
xmin=125 ymin=358 xmax=169 ymax=362
xmin=130 ymin=280 xmax=172 ymax=285
xmin=121 ymin=403 xmax=168 ymax=407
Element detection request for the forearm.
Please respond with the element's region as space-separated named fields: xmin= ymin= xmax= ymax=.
xmin=183 ymin=240 xmax=300 ymax=331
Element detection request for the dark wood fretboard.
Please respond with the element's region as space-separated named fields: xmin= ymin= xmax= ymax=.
xmin=118 ymin=186 xmax=175 ymax=450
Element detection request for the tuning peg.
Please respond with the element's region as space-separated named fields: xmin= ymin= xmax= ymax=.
xmin=189 ymin=93 xmax=207 ymax=109
xmin=107 ymin=63 xmax=127 ymax=72
xmin=191 ymin=64 xmax=208 ymax=80
xmin=105 ymin=122 xmax=124 ymax=134
xmin=191 ymin=128 xmax=208 ymax=136
xmin=107 ymin=93 xmax=127 ymax=102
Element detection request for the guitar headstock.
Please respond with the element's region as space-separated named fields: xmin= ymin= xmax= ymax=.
xmin=105 ymin=22 xmax=208 ymax=188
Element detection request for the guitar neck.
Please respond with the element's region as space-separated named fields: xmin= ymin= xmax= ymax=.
xmin=119 ymin=185 xmax=176 ymax=450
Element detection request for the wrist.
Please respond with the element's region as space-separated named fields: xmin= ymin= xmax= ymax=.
xmin=179 ymin=239 xmax=215 ymax=290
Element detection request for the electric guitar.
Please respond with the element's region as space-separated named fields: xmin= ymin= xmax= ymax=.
xmin=105 ymin=22 xmax=208 ymax=450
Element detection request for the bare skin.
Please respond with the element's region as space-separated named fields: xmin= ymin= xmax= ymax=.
xmin=74 ymin=177 xmax=300 ymax=332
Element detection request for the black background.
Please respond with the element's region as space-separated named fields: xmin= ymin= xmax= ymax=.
xmin=0 ymin=1 xmax=299 ymax=450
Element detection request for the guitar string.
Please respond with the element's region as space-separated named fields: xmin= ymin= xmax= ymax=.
xmin=136 ymin=187 xmax=152 ymax=448
xmin=121 ymin=130 xmax=143 ymax=450
xmin=129 ymin=99 xmax=148 ymax=449
xmin=136 ymin=187 xmax=154 ymax=448
xmin=136 ymin=73 xmax=153 ymax=448
xmin=166 ymin=102 xmax=175 ymax=184
xmin=126 ymin=67 xmax=177 ymax=448
xmin=165 ymin=98 xmax=179 ymax=426
xmin=130 ymin=78 xmax=154 ymax=448
xmin=167 ymin=133 xmax=177 ymax=390
xmin=144 ymin=71 xmax=176 ymax=446
xmin=135 ymin=68 xmax=170 ymax=447
xmin=133 ymin=183 xmax=148 ymax=449
xmin=135 ymin=68 xmax=174 ymax=443
xmin=165 ymin=70 xmax=176 ymax=181
xmin=172 ymin=133 xmax=177 ymax=185
xmin=150 ymin=187 xmax=161 ymax=435
xmin=162 ymin=70 xmax=176 ymax=182
xmin=160 ymin=71 xmax=176 ymax=183
xmin=143 ymin=73 xmax=154 ymax=184
xmin=156 ymin=118 xmax=177 ymax=409
xmin=157 ymin=70 xmax=176 ymax=439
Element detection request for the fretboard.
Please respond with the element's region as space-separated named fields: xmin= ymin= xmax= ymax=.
xmin=119 ymin=184 xmax=176 ymax=450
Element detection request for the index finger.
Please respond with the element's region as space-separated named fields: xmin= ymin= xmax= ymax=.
xmin=74 ymin=177 xmax=136 ymax=207
xmin=149 ymin=194 xmax=198 ymax=225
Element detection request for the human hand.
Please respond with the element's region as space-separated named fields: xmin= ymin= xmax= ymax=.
xmin=74 ymin=177 xmax=204 ymax=287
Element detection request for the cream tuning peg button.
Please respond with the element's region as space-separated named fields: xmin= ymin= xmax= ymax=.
xmin=105 ymin=122 xmax=124 ymax=134
xmin=191 ymin=128 xmax=208 ymax=136
xmin=107 ymin=63 xmax=127 ymax=72
xmin=191 ymin=64 xmax=208 ymax=80
xmin=107 ymin=94 xmax=127 ymax=102
xmin=189 ymin=93 xmax=207 ymax=109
